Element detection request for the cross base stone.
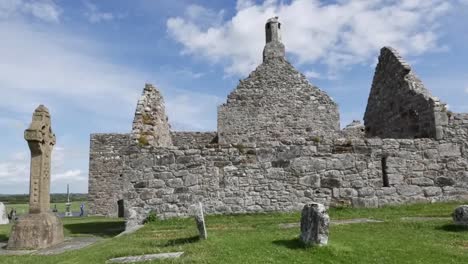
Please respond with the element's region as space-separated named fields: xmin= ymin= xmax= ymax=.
xmin=7 ymin=213 xmax=64 ymax=250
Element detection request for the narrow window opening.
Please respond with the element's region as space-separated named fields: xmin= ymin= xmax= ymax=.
xmin=278 ymin=23 xmax=281 ymax=29
xmin=266 ymin=23 xmax=270 ymax=29
xmin=117 ymin=199 xmax=125 ymax=218
xmin=381 ymin=157 xmax=389 ymax=187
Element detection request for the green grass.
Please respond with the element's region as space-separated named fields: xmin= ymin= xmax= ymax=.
xmin=1 ymin=202 xmax=468 ymax=263
xmin=4 ymin=202 xmax=87 ymax=215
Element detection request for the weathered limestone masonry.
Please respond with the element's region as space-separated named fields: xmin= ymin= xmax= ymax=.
xmin=364 ymin=47 xmax=448 ymax=140
xmin=118 ymin=136 xmax=468 ymax=224
xmin=132 ymin=84 xmax=172 ymax=147
xmin=88 ymin=18 xmax=468 ymax=225
xmin=217 ymin=17 xmax=339 ymax=145
xmin=8 ymin=105 xmax=64 ymax=249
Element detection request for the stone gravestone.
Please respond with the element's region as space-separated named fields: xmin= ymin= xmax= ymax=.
xmin=7 ymin=105 xmax=64 ymax=249
xmin=453 ymin=205 xmax=468 ymax=226
xmin=300 ymin=203 xmax=329 ymax=247
xmin=194 ymin=202 xmax=207 ymax=240
xmin=0 ymin=202 xmax=8 ymax=224
xmin=65 ymin=184 xmax=72 ymax=217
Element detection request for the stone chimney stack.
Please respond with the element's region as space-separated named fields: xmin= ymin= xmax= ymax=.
xmin=263 ymin=16 xmax=285 ymax=61
xmin=265 ymin=16 xmax=281 ymax=43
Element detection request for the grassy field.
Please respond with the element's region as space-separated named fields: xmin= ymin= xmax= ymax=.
xmin=1 ymin=202 xmax=468 ymax=263
xmin=3 ymin=202 xmax=87 ymax=215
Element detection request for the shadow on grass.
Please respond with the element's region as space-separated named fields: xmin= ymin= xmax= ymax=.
xmin=64 ymin=221 xmax=125 ymax=237
xmin=272 ymin=238 xmax=305 ymax=250
xmin=163 ymin=235 xmax=200 ymax=247
xmin=437 ymin=224 xmax=468 ymax=232
xmin=0 ymin=234 xmax=8 ymax=242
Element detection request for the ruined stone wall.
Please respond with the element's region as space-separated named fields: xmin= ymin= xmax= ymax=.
xmin=117 ymin=137 xmax=468 ymax=224
xmin=88 ymin=133 xmax=132 ymax=216
xmin=218 ymin=57 xmax=340 ymax=145
xmin=364 ymin=47 xmax=448 ymax=139
xmin=171 ymin=132 xmax=217 ymax=147
xmin=132 ymin=84 xmax=172 ymax=147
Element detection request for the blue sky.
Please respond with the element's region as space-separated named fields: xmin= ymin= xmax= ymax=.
xmin=0 ymin=0 xmax=467 ymax=194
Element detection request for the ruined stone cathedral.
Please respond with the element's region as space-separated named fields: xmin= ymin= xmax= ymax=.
xmin=88 ymin=17 xmax=468 ymax=226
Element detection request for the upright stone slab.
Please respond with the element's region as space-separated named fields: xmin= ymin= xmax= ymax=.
xmin=300 ymin=203 xmax=329 ymax=247
xmin=453 ymin=205 xmax=468 ymax=226
xmin=194 ymin=202 xmax=207 ymax=240
xmin=0 ymin=202 xmax=8 ymax=225
xmin=7 ymin=105 xmax=64 ymax=250
xmin=132 ymin=84 xmax=172 ymax=147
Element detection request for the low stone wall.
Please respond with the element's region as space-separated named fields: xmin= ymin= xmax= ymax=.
xmin=171 ymin=132 xmax=217 ymax=147
xmin=120 ymin=137 xmax=468 ymax=225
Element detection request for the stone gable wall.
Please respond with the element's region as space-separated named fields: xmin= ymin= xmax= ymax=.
xmin=218 ymin=58 xmax=340 ymax=145
xmin=364 ymin=47 xmax=448 ymax=139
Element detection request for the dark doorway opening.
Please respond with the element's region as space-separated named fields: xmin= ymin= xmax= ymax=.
xmin=117 ymin=199 xmax=124 ymax=218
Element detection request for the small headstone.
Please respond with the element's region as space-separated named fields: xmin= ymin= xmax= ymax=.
xmin=194 ymin=202 xmax=207 ymax=240
xmin=300 ymin=203 xmax=329 ymax=247
xmin=453 ymin=205 xmax=468 ymax=226
xmin=0 ymin=203 xmax=8 ymax=224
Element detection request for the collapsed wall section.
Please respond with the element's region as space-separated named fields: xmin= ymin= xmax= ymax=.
xmin=364 ymin=47 xmax=448 ymax=139
xmin=132 ymin=84 xmax=172 ymax=147
xmin=122 ymin=137 xmax=468 ymax=224
xmin=218 ymin=58 xmax=340 ymax=145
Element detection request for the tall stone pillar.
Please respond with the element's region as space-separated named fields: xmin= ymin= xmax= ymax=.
xmin=7 ymin=105 xmax=64 ymax=250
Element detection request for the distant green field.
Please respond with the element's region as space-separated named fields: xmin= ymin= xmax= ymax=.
xmin=1 ymin=202 xmax=468 ymax=263
xmin=3 ymin=202 xmax=87 ymax=215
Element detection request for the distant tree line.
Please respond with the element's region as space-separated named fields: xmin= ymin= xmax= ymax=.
xmin=0 ymin=193 xmax=88 ymax=204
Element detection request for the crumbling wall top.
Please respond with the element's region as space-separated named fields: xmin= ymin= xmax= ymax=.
xmin=132 ymin=84 xmax=172 ymax=147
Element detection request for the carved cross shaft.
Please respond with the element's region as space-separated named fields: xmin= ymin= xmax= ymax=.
xmin=24 ymin=105 xmax=56 ymax=214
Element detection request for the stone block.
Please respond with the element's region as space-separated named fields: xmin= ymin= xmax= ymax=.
xmin=299 ymin=174 xmax=320 ymax=187
xmin=7 ymin=213 xmax=64 ymax=250
xmin=438 ymin=143 xmax=461 ymax=157
xmin=410 ymin=177 xmax=434 ymax=186
xmin=453 ymin=205 xmax=468 ymax=226
xmin=435 ymin=176 xmax=456 ymax=187
xmin=423 ymin=187 xmax=441 ymax=197
xmin=300 ymin=203 xmax=329 ymax=247
xmin=352 ymin=197 xmax=379 ymax=208
xmin=396 ymin=185 xmax=422 ymax=196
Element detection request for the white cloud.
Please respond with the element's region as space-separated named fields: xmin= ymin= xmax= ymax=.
xmin=304 ymin=70 xmax=321 ymax=79
xmin=53 ymin=169 xmax=86 ymax=182
xmin=165 ymin=90 xmax=223 ymax=131
xmin=0 ymin=0 xmax=61 ymax=22
xmin=84 ymin=1 xmax=122 ymax=23
xmin=0 ymin=17 xmax=219 ymax=128
xmin=0 ymin=146 xmax=87 ymax=193
xmin=167 ymin=0 xmax=456 ymax=76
